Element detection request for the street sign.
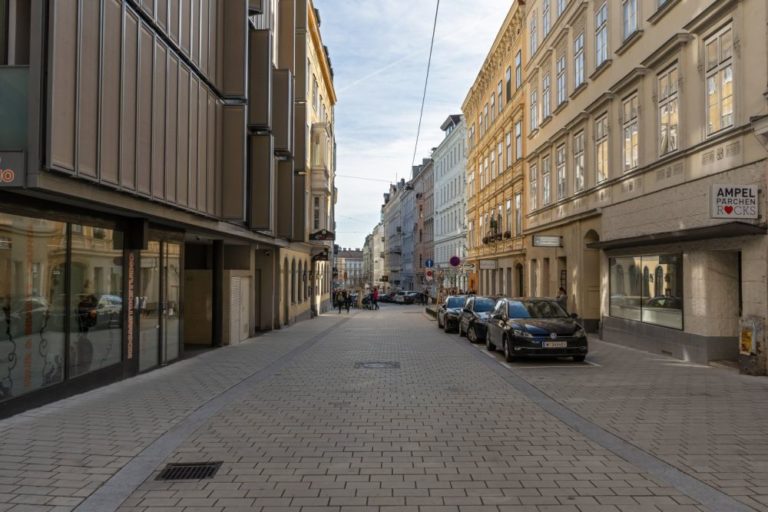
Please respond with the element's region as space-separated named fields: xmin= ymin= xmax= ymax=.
xmin=424 ymin=259 xmax=434 ymax=268
xmin=425 ymin=270 xmax=434 ymax=281
xmin=461 ymin=263 xmax=476 ymax=272
xmin=533 ymin=235 xmax=563 ymax=247
xmin=711 ymin=184 xmax=758 ymax=219
xmin=449 ymin=256 xmax=461 ymax=267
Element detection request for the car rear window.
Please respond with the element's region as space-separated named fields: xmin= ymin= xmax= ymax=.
xmin=446 ymin=297 xmax=466 ymax=308
xmin=474 ymin=298 xmax=496 ymax=312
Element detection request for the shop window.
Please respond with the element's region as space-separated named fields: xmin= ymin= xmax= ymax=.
xmin=609 ymin=255 xmax=682 ymax=329
xmin=0 ymin=213 xmax=67 ymax=401
xmin=69 ymin=225 xmax=123 ymax=378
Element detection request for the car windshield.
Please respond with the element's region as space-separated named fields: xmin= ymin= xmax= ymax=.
xmin=508 ymin=300 xmax=569 ymax=319
xmin=446 ymin=297 xmax=466 ymax=308
xmin=474 ymin=298 xmax=496 ymax=312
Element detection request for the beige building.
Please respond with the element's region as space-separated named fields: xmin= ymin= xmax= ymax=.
xmin=463 ymin=2 xmax=527 ymax=297
xmin=524 ymin=0 xmax=768 ymax=365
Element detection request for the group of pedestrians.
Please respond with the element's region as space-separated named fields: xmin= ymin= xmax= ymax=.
xmin=333 ymin=289 xmax=353 ymax=314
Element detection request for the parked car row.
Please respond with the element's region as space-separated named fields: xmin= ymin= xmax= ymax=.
xmin=379 ymin=291 xmax=426 ymax=304
xmin=436 ymin=294 xmax=588 ymax=362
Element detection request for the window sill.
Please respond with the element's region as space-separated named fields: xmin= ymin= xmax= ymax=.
xmin=528 ymin=127 xmax=540 ymax=139
xmin=615 ymin=30 xmax=644 ymax=56
xmin=648 ymin=0 xmax=681 ymax=25
xmin=590 ymin=59 xmax=612 ymax=80
xmin=570 ymin=82 xmax=588 ymax=99
xmin=553 ymin=100 xmax=569 ymax=116
xmin=540 ymin=115 xmax=553 ymax=128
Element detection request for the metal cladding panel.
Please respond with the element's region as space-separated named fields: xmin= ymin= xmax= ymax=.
xmin=180 ymin=0 xmax=191 ymax=56
xmin=277 ymin=0 xmax=295 ymax=73
xmin=272 ymin=68 xmax=294 ymax=156
xmin=152 ymin=41 xmax=167 ymax=198
xmin=276 ymin=160 xmax=294 ymax=239
xmin=295 ymin=0 xmax=308 ymax=31
xmin=197 ymin=82 xmax=208 ymax=210
xmin=120 ymin=9 xmax=138 ymax=190
xmin=292 ymin=173 xmax=306 ymax=242
xmin=220 ymin=105 xmax=247 ymax=221
xmin=177 ymin=65 xmax=190 ymax=206
xmin=220 ymin=0 xmax=247 ymax=98
xmin=49 ymin=0 xmax=78 ymax=171
xmin=248 ymin=134 xmax=274 ymax=231
xmin=248 ymin=29 xmax=272 ymax=129
xmin=294 ymin=30 xmax=307 ymax=103
xmin=76 ymin=0 xmax=100 ymax=177
xmin=137 ymin=24 xmax=154 ymax=195
xmin=99 ymin=0 xmax=122 ymax=184
xmin=157 ymin=0 xmax=169 ymax=29
xmin=169 ymin=0 xmax=180 ymax=43
xmin=165 ymin=54 xmax=179 ymax=202
xmin=188 ymin=77 xmax=199 ymax=209
xmin=248 ymin=0 xmax=263 ymax=15
xmin=293 ymin=105 xmax=306 ymax=172
xmin=208 ymin=94 xmax=218 ymax=215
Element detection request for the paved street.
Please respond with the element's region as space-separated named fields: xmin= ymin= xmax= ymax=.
xmin=1 ymin=305 xmax=768 ymax=512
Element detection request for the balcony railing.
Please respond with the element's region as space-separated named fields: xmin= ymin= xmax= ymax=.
xmin=0 ymin=66 xmax=28 ymax=150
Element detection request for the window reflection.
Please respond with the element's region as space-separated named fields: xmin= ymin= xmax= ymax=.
xmin=610 ymin=255 xmax=682 ymax=329
xmin=0 ymin=214 xmax=67 ymax=400
xmin=68 ymin=226 xmax=123 ymax=378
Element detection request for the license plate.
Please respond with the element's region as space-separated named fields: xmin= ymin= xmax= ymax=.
xmin=543 ymin=341 xmax=568 ymax=348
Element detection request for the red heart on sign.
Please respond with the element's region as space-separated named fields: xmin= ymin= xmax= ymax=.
xmin=724 ymin=206 xmax=734 ymax=214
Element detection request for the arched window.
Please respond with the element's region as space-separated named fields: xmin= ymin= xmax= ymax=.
xmin=655 ymin=266 xmax=664 ymax=297
xmin=291 ymin=259 xmax=296 ymax=304
xmin=642 ymin=266 xmax=650 ymax=298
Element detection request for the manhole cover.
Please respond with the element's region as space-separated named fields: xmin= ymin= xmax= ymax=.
xmin=156 ymin=462 xmax=222 ymax=481
xmin=354 ymin=362 xmax=400 ymax=369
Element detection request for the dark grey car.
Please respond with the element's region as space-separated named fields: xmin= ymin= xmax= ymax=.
xmin=458 ymin=296 xmax=497 ymax=343
xmin=436 ymin=295 xmax=467 ymax=332
xmin=486 ymin=298 xmax=588 ymax=362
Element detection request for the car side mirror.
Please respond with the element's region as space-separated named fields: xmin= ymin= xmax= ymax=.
xmin=570 ymin=313 xmax=578 ymax=319
xmin=493 ymin=313 xmax=503 ymax=320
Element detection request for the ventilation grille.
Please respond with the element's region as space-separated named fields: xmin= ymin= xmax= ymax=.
xmin=156 ymin=462 xmax=222 ymax=481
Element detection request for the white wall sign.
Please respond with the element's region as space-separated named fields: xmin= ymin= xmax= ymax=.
xmin=533 ymin=235 xmax=563 ymax=247
xmin=711 ymin=184 xmax=759 ymax=219
xmin=479 ymin=260 xmax=497 ymax=270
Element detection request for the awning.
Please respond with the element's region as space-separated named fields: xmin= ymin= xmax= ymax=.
xmin=587 ymin=221 xmax=767 ymax=250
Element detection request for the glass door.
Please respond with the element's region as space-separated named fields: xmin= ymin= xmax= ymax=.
xmin=139 ymin=242 xmax=161 ymax=371
xmin=162 ymin=243 xmax=181 ymax=363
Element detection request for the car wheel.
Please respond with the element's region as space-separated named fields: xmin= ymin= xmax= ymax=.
xmin=486 ymin=333 xmax=495 ymax=352
xmin=443 ymin=320 xmax=451 ymax=333
xmin=458 ymin=323 xmax=466 ymax=337
xmin=504 ymin=338 xmax=516 ymax=362
xmin=467 ymin=325 xmax=478 ymax=343
xmin=573 ymin=355 xmax=586 ymax=363
xmin=437 ymin=315 xmax=443 ymax=329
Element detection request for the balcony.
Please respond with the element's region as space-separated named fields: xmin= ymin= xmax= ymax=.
xmin=310 ymin=122 xmax=333 ymax=174
xmin=0 ymin=67 xmax=28 ymax=150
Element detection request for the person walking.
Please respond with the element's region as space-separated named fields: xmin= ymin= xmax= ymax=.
xmin=337 ymin=290 xmax=345 ymax=314
xmin=344 ymin=291 xmax=352 ymax=313
xmin=557 ymin=287 xmax=568 ymax=311
xmin=372 ymin=287 xmax=379 ymax=310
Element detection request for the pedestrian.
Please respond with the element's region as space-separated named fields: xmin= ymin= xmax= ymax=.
xmin=345 ymin=291 xmax=352 ymax=313
xmin=557 ymin=287 xmax=568 ymax=311
xmin=372 ymin=287 xmax=379 ymax=310
xmin=337 ymin=290 xmax=344 ymax=314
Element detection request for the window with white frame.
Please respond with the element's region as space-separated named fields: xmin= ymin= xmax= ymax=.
xmin=556 ymin=54 xmax=567 ymax=105
xmin=506 ymin=132 xmax=512 ymax=165
xmin=530 ymin=13 xmax=538 ymax=55
xmin=497 ymin=80 xmax=503 ymax=113
xmin=596 ymin=2 xmax=608 ymax=67
xmin=658 ymin=66 xmax=679 ymax=154
xmin=498 ymin=141 xmax=504 ymax=173
xmin=529 ymin=164 xmax=538 ymax=211
xmin=313 ymin=196 xmax=321 ymax=230
xmin=478 ymin=114 xmax=483 ymax=136
xmin=484 ymin=157 xmax=489 ymax=186
xmin=705 ymin=25 xmax=734 ymax=135
xmin=506 ymin=199 xmax=512 ymax=233
xmin=542 ymin=155 xmax=551 ymax=204
xmin=515 ymin=121 xmax=522 ymax=160
xmin=596 ymin=115 xmax=608 ymax=182
xmin=312 ymin=76 xmax=319 ymax=111
xmin=574 ymin=32 xmax=585 ymax=87
xmin=506 ymin=66 xmax=512 ymax=101
xmin=543 ymin=0 xmax=551 ymax=37
xmin=556 ymin=144 xmax=566 ymax=200
xmin=530 ymin=89 xmax=538 ymax=131
xmin=543 ymin=73 xmax=551 ymax=118
xmin=557 ymin=0 xmax=566 ymax=17
xmin=514 ymin=193 xmax=522 ymax=235
xmin=490 ymin=94 xmax=496 ymax=123
xmin=484 ymin=104 xmax=489 ymax=131
xmin=623 ymin=94 xmax=639 ymax=171
xmin=622 ymin=0 xmax=637 ymax=40
xmin=479 ymin=162 xmax=484 ymax=189
xmin=574 ymin=131 xmax=585 ymax=191
xmin=515 ymin=51 xmax=522 ymax=88
xmin=490 ymin=149 xmax=496 ymax=180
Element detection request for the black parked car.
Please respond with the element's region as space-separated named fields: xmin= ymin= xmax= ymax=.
xmin=437 ymin=295 xmax=467 ymax=332
xmin=458 ymin=296 xmax=497 ymax=343
xmin=486 ymin=298 xmax=588 ymax=362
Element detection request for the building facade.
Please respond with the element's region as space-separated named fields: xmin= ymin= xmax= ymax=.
xmin=371 ymin=222 xmax=387 ymax=290
xmin=0 ymin=0 xmax=338 ymax=415
xmin=337 ymin=248 xmax=364 ymax=290
xmin=382 ymin=180 xmax=406 ymax=291
xmin=524 ymin=0 xmax=768 ymax=365
xmin=433 ymin=115 xmax=468 ymax=291
xmin=463 ymin=2 xmax=528 ymax=298
xmin=413 ymin=158 xmax=434 ymax=295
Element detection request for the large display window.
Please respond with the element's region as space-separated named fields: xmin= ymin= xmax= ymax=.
xmin=0 ymin=212 xmax=124 ymax=402
xmin=609 ymin=254 xmax=683 ymax=329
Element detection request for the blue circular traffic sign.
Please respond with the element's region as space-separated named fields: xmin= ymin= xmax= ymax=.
xmin=424 ymin=259 xmax=434 ymax=268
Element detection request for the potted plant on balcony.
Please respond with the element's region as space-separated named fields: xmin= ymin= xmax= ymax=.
xmin=504 ymin=230 xmax=512 ymax=239
xmin=482 ymin=236 xmax=490 ymax=245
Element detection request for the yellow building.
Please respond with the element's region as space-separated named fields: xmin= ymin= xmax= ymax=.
xmin=462 ymin=2 xmax=527 ymax=296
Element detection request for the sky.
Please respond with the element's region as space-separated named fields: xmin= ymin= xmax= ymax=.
xmin=315 ymin=0 xmax=513 ymax=250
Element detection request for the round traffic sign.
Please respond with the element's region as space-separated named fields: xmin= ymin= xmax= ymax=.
xmin=425 ymin=259 xmax=434 ymax=268
xmin=449 ymin=256 xmax=461 ymax=267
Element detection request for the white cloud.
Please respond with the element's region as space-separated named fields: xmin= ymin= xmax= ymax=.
xmin=315 ymin=0 xmax=512 ymax=249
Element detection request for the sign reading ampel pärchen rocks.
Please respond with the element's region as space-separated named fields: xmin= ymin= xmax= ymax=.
xmin=711 ymin=184 xmax=759 ymax=219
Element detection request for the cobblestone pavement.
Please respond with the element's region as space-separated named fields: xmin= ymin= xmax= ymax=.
xmin=0 ymin=305 xmax=766 ymax=511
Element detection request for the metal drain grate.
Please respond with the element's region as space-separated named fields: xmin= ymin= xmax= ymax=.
xmin=156 ymin=462 xmax=222 ymax=481
xmin=354 ymin=361 xmax=400 ymax=369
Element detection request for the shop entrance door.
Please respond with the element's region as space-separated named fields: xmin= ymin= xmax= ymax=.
xmin=139 ymin=241 xmax=182 ymax=371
